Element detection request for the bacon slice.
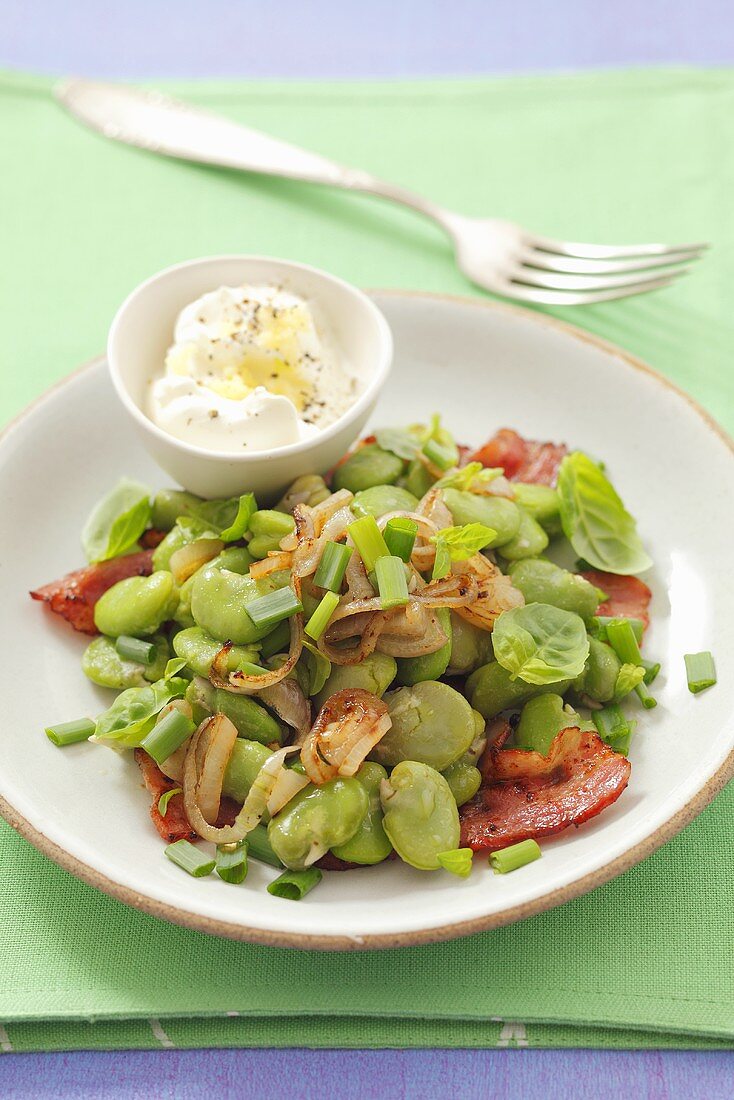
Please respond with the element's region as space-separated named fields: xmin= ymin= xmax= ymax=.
xmin=30 ymin=549 xmax=154 ymax=634
xmin=140 ymin=528 xmax=166 ymax=549
xmin=581 ymin=569 xmax=652 ymax=633
xmin=460 ymin=726 xmax=631 ymax=852
xmin=134 ymin=748 xmax=197 ymax=844
xmin=469 ymin=428 xmax=567 ymax=486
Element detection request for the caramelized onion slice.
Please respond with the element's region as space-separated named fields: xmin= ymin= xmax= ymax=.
xmin=300 ymin=688 xmax=391 ymax=784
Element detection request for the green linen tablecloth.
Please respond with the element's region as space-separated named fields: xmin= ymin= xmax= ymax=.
xmin=1 ymin=68 xmax=733 ymax=1053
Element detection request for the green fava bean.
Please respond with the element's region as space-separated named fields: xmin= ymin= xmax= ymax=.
xmin=331 ymin=762 xmax=392 ymax=865
xmin=395 ymin=608 xmax=452 ymax=686
xmin=249 ymin=510 xmax=296 ymax=540
xmin=81 ymin=633 xmax=169 ymax=690
xmin=188 ymin=678 xmax=283 ymax=745
xmin=213 ymin=546 xmax=254 ymax=574
xmin=190 ymin=565 xmax=279 ymax=645
xmin=314 ymin=652 xmax=397 ymax=711
xmin=381 ymin=760 xmax=460 ymax=870
xmin=332 ymin=444 xmax=403 ymax=493
xmin=446 ymin=612 xmax=494 ymax=676
xmin=442 ymin=489 xmax=521 ymax=548
xmin=508 ymin=559 xmax=600 ymax=624
xmin=497 ymin=510 xmax=549 ymax=562
xmin=268 ymin=778 xmax=369 ymax=871
xmin=94 ymin=571 xmax=178 ymax=637
xmin=374 ymin=681 xmax=475 ymax=771
xmin=221 ymin=739 xmax=274 ymax=803
xmin=515 ymin=693 xmax=594 ymax=756
xmin=441 ymin=757 xmax=482 ymax=807
xmin=404 ymin=459 xmax=434 ymax=499
xmin=467 ymin=660 xmax=572 ymax=720
xmin=352 ymin=485 xmax=419 ymax=519
xmin=152 ymin=520 xmax=218 ymax=572
xmin=512 ymin=483 xmax=562 ymax=534
xmin=172 ymin=626 xmax=260 ymax=678
xmin=151 ymin=490 xmax=205 ymax=531
xmin=572 ymin=636 xmax=621 ymax=703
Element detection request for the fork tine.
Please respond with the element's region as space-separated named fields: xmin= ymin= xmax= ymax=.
xmin=529 ymin=235 xmax=709 ymax=260
xmin=520 ymin=247 xmax=703 ymax=276
xmin=493 ymin=273 xmax=681 ymax=307
xmin=509 ymin=261 xmax=692 ymax=293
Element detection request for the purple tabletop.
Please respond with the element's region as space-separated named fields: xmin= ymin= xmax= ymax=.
xmin=3 ymin=2 xmax=734 ymax=1096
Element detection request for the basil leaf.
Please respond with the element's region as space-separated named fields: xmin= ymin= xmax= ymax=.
xmin=613 ymin=663 xmax=646 ymax=703
xmin=82 ymin=479 xmax=152 ymax=563
xmin=94 ymin=676 xmax=188 ymax=746
xmin=493 ymin=603 xmax=590 ymax=685
xmin=219 ymin=492 xmax=258 ymax=542
xmin=557 ymin=452 xmax=652 ymax=576
xmin=435 ymin=463 xmax=504 ymax=492
xmin=431 ymin=523 xmax=496 ymax=561
xmin=158 ymin=787 xmax=183 ymax=817
xmin=375 ymin=428 xmax=419 ymax=461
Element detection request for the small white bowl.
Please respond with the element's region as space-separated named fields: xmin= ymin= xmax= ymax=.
xmin=107 ymin=255 xmax=393 ymax=499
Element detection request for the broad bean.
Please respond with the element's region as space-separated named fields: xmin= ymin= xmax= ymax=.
xmin=374 ymin=681 xmax=475 ymax=771
xmin=512 ymin=483 xmax=562 ymax=535
xmin=276 ymin=474 xmax=331 ymax=512
xmin=81 ymin=632 xmax=169 ymax=690
xmin=403 ymin=459 xmax=434 ymax=499
xmin=442 ymin=489 xmax=521 ymax=547
xmin=172 ymin=626 xmax=260 ymax=678
xmin=467 ymin=660 xmax=572 ymax=720
xmin=190 ymin=565 xmax=279 ymax=644
xmin=332 ymin=444 xmax=403 ymax=493
xmin=186 ymin=677 xmax=283 ymax=745
xmin=514 ymin=693 xmax=593 ymax=755
xmin=331 ymin=762 xmax=392 ymax=865
xmin=441 ymin=756 xmax=482 ymax=807
xmin=222 ymin=739 xmax=273 ymax=802
xmin=94 ymin=571 xmax=178 ymax=637
xmin=152 ymin=490 xmax=238 ymax=533
xmin=572 ymin=636 xmax=621 ymax=703
xmin=313 ymin=652 xmax=397 ymax=711
xmin=268 ymin=778 xmax=369 ymax=870
xmin=395 ymin=608 xmax=452 ymax=686
xmin=152 ymin=520 xmax=217 ymax=572
xmin=497 ymin=509 xmax=549 ymax=561
xmin=446 ymin=612 xmax=494 ymax=676
xmin=352 ymin=485 xmax=419 ymax=519
xmin=508 ymin=559 xmax=600 ymax=624
xmin=249 ymin=510 xmax=296 ymax=541
xmin=381 ymin=760 xmax=460 ymax=870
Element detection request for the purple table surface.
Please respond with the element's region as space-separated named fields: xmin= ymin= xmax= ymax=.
xmin=3 ymin=2 xmax=734 ymax=1097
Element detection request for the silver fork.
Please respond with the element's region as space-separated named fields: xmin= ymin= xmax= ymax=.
xmin=55 ymin=78 xmax=706 ymax=307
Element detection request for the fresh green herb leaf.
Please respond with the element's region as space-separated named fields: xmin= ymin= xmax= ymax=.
xmin=94 ymin=676 xmax=188 ymax=747
xmin=430 ymin=523 xmax=496 ymax=561
xmin=164 ymin=658 xmax=187 ymax=680
xmin=82 ymin=479 xmax=152 ymax=563
xmin=435 ymin=463 xmax=504 ymax=492
xmin=492 ymin=603 xmax=590 ymax=686
xmin=157 ymin=787 xmax=183 ymax=817
xmin=612 ymin=662 xmax=646 ymax=703
xmin=557 ymin=452 xmax=652 ymax=575
xmin=375 ymin=427 xmax=419 ymax=461
xmin=432 ymin=538 xmax=452 ymax=580
xmin=219 ymin=492 xmax=257 ymax=542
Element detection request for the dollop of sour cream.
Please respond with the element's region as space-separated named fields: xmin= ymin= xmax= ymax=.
xmin=148 ymin=284 xmax=357 ymax=453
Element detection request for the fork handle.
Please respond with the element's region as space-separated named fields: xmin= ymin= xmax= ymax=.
xmin=56 ymin=79 xmax=455 ymax=232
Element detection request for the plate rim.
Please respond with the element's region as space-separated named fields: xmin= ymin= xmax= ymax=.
xmin=3 ymin=287 xmax=734 ymax=951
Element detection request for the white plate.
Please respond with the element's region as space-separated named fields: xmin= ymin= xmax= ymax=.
xmin=2 ymin=291 xmax=734 ymax=950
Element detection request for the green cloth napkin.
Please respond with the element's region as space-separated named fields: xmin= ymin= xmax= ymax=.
xmin=2 ymin=67 xmax=734 ymax=1054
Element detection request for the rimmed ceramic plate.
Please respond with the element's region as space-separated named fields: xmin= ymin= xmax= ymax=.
xmin=2 ymin=290 xmax=733 ymax=950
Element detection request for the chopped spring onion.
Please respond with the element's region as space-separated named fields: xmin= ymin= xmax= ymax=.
xmin=383 ymin=517 xmax=418 ymax=563
xmin=437 ymin=848 xmax=474 ymax=878
xmin=157 ymin=787 xmax=182 ymax=817
xmin=432 ymin=538 xmax=451 ymax=581
xmin=313 ymin=541 xmax=353 ymax=592
xmin=593 ymin=616 xmax=644 ymax=645
xmin=267 ymin=867 xmax=323 ymax=900
xmin=422 ymin=437 xmax=456 ymax=471
xmin=489 ymin=839 xmax=542 ymax=875
xmin=115 ymin=635 xmax=155 ymax=665
xmin=604 ymin=618 xmax=656 ymax=709
xmin=684 ymin=651 xmax=717 ymax=695
xmin=347 ymin=515 xmax=390 ymax=574
xmin=247 ymin=823 xmax=284 ymax=868
xmin=141 ymin=709 xmax=195 ymax=766
xmin=642 ymin=658 xmax=661 ymax=685
xmin=260 ymin=620 xmax=291 ymax=660
xmin=216 ymin=840 xmax=249 ymax=884
xmin=635 ymin=680 xmax=658 ymax=709
xmin=245 ymin=587 xmax=303 ymax=630
xmin=165 ymin=839 xmax=215 ymax=878
xmin=375 ymin=555 xmax=410 ymax=610
xmin=305 ymin=591 xmax=340 ymax=641
xmin=45 ymin=717 xmax=95 ymax=747
xmin=592 ymin=704 xmax=636 ymax=756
